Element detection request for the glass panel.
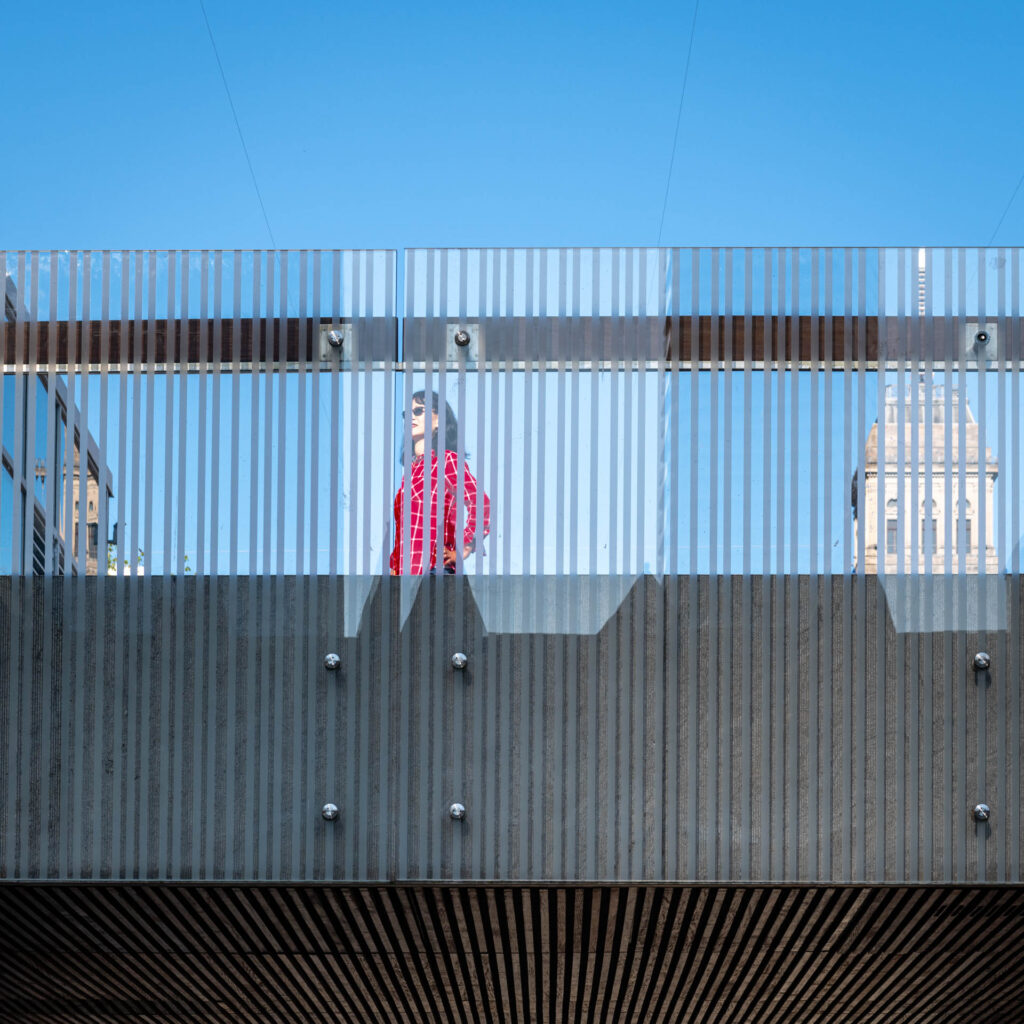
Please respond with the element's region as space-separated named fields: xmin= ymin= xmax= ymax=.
xmin=0 ymin=248 xmax=1020 ymax=578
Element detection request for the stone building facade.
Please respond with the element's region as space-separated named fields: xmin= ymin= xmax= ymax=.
xmin=855 ymin=379 xmax=999 ymax=573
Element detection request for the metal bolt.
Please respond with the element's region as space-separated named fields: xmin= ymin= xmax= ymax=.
xmin=321 ymin=803 xmax=340 ymax=822
xmin=449 ymin=802 xmax=466 ymax=821
xmin=453 ymin=328 xmax=471 ymax=347
xmin=451 ymin=652 xmax=468 ymax=670
xmin=324 ymin=652 xmax=341 ymax=671
xmin=973 ymin=651 xmax=991 ymax=672
xmin=975 ymin=329 xmax=990 ymax=346
xmin=973 ymin=803 xmax=991 ymax=823
xmin=326 ymin=329 xmax=344 ymax=348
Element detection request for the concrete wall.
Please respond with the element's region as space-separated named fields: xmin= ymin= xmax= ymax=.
xmin=1 ymin=575 xmax=1020 ymax=882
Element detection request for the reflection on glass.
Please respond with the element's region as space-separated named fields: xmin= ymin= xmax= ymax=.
xmin=55 ymin=414 xmax=66 ymax=540
xmin=0 ymin=373 xmax=112 ymax=575
xmin=69 ymin=440 xmax=105 ymax=575
xmin=34 ymin=377 xmax=47 ymax=505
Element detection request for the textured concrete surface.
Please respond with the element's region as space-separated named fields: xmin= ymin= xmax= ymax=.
xmin=1 ymin=575 xmax=1020 ymax=883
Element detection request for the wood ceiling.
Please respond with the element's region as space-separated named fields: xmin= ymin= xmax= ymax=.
xmin=3 ymin=883 xmax=1023 ymax=1022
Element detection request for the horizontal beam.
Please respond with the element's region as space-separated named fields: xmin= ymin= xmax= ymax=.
xmin=1 ymin=316 xmax=397 ymax=366
xmin=4 ymin=316 xmax=1021 ymax=367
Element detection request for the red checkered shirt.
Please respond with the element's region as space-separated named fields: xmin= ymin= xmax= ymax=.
xmin=389 ymin=450 xmax=491 ymax=574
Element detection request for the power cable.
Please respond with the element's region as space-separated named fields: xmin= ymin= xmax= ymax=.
xmin=656 ymin=0 xmax=701 ymax=247
xmin=199 ymin=0 xmax=278 ymax=248
xmin=987 ymin=167 xmax=1024 ymax=245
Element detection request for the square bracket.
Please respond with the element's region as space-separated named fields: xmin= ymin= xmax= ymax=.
xmin=319 ymin=322 xmax=354 ymax=364
xmin=446 ymin=323 xmax=483 ymax=363
xmin=964 ymin=321 xmax=997 ymax=362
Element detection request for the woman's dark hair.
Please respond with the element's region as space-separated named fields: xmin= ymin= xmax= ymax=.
xmin=412 ymin=389 xmax=463 ymax=455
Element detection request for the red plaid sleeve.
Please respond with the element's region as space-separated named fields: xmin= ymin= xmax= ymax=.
xmin=443 ymin=451 xmax=490 ymax=559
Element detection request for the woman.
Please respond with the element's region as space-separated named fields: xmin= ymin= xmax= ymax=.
xmin=389 ymin=390 xmax=490 ymax=575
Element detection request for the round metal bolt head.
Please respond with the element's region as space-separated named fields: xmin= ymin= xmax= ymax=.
xmin=451 ymin=652 xmax=468 ymax=670
xmin=975 ymin=329 xmax=990 ymax=346
xmin=321 ymin=803 xmax=340 ymax=822
xmin=973 ymin=651 xmax=991 ymax=672
xmin=454 ymin=328 xmax=471 ymax=347
xmin=327 ymin=329 xmax=344 ymax=348
xmin=973 ymin=803 xmax=991 ymax=823
xmin=324 ymin=652 xmax=341 ymax=671
xmin=449 ymin=802 xmax=466 ymax=821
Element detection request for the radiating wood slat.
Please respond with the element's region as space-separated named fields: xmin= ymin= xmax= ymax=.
xmin=3 ymin=884 xmax=1024 ymax=1023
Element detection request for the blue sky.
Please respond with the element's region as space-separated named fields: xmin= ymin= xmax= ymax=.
xmin=2 ymin=1 xmax=1024 ymax=249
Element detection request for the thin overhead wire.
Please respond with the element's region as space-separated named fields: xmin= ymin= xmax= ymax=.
xmin=988 ymin=167 xmax=1024 ymax=245
xmin=656 ymin=0 xmax=701 ymax=247
xmin=199 ymin=0 xmax=278 ymax=248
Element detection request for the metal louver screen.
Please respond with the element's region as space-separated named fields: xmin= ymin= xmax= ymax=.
xmin=1 ymin=248 xmax=1021 ymax=883
xmin=2 ymin=247 xmax=1020 ymax=581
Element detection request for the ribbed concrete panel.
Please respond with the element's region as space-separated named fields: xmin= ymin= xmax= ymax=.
xmin=1 ymin=576 xmax=1021 ymax=882
xmin=2 ymin=883 xmax=1024 ymax=1023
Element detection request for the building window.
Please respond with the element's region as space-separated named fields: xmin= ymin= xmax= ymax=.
xmin=886 ymin=519 xmax=898 ymax=554
xmin=960 ymin=519 xmax=972 ymax=554
xmin=922 ymin=518 xmax=937 ymax=553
